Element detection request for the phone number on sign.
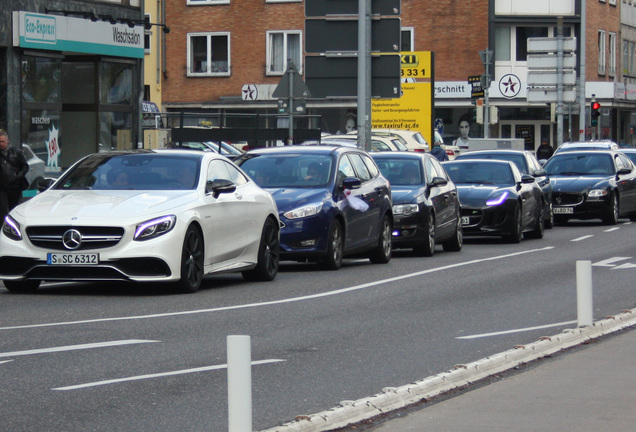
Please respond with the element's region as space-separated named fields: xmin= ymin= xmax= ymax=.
xmin=47 ymin=253 xmax=99 ymax=265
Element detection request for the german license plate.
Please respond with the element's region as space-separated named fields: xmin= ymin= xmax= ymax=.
xmin=553 ymin=207 xmax=573 ymax=214
xmin=47 ymin=253 xmax=99 ymax=265
xmin=461 ymin=217 xmax=470 ymax=225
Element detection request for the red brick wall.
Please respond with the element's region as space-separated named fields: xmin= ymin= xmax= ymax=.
xmin=401 ymin=0 xmax=488 ymax=80
xmin=164 ymin=0 xmax=304 ymax=103
xmin=586 ymin=0 xmax=620 ymax=81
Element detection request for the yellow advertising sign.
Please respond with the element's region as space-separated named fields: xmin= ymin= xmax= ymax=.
xmin=400 ymin=51 xmax=432 ymax=79
xmin=371 ymin=82 xmax=432 ymax=142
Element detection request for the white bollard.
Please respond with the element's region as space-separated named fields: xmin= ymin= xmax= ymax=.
xmin=576 ymin=260 xmax=593 ymax=327
xmin=227 ymin=335 xmax=252 ymax=432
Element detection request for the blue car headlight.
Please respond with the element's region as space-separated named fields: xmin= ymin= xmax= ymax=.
xmin=486 ymin=191 xmax=509 ymax=206
xmin=587 ymin=189 xmax=608 ymax=199
xmin=393 ymin=204 xmax=419 ymax=215
xmin=134 ymin=215 xmax=176 ymax=241
xmin=283 ymin=202 xmax=323 ymax=220
xmin=2 ymin=215 xmax=22 ymax=240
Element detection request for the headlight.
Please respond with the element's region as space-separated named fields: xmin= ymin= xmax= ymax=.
xmin=393 ymin=204 xmax=419 ymax=215
xmin=134 ymin=215 xmax=176 ymax=241
xmin=2 ymin=215 xmax=22 ymax=240
xmin=587 ymin=189 xmax=608 ymax=198
xmin=486 ymin=191 xmax=509 ymax=206
xmin=283 ymin=202 xmax=323 ymax=220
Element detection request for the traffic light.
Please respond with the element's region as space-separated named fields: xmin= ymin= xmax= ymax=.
xmin=591 ymin=101 xmax=601 ymax=127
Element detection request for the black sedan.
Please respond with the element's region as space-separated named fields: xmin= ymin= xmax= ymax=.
xmin=371 ymin=152 xmax=462 ymax=256
xmin=543 ymin=150 xmax=636 ymax=225
xmin=442 ymin=159 xmax=545 ymax=243
xmin=455 ymin=149 xmax=554 ymax=228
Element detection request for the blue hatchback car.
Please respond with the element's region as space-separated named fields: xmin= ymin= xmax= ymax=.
xmin=234 ymin=145 xmax=393 ymax=269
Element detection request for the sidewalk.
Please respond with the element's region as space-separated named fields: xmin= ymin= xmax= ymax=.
xmin=265 ymin=310 xmax=636 ymax=432
xmin=367 ymin=325 xmax=636 ymax=431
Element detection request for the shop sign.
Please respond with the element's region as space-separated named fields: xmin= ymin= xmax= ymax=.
xmin=13 ymin=11 xmax=144 ymax=59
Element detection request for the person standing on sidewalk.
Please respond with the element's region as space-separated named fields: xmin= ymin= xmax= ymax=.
xmin=0 ymin=129 xmax=29 ymax=222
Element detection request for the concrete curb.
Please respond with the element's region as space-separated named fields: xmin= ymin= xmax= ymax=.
xmin=260 ymin=308 xmax=636 ymax=432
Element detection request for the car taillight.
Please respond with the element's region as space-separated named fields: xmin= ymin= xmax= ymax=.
xmin=446 ymin=149 xmax=454 ymax=156
xmin=414 ymin=149 xmax=425 ymax=153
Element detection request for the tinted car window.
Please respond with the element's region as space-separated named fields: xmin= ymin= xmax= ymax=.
xmin=238 ymin=154 xmax=332 ymax=188
xmin=361 ymin=153 xmax=379 ymax=178
xmin=544 ymin=153 xmax=614 ymax=176
xmin=349 ymin=153 xmax=372 ymax=182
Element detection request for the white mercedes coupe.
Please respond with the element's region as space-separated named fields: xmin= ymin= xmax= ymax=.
xmin=0 ymin=149 xmax=280 ymax=293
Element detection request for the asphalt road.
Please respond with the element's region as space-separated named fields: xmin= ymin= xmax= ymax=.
xmin=1 ymin=220 xmax=635 ymax=431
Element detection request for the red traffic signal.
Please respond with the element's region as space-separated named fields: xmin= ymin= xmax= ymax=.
xmin=591 ymin=101 xmax=601 ymax=112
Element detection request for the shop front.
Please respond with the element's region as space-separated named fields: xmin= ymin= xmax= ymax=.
xmin=9 ymin=10 xmax=143 ymax=176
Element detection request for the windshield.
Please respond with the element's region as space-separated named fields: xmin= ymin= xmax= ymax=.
xmin=238 ymin=154 xmax=333 ymax=188
xmin=544 ymin=153 xmax=614 ymax=176
xmin=53 ymin=153 xmax=201 ymax=190
xmin=375 ymin=159 xmax=422 ymax=185
xmin=459 ymin=153 xmax=528 ymax=174
xmin=444 ymin=161 xmax=514 ymax=186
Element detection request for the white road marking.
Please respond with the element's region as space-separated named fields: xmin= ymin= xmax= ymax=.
xmin=613 ymin=263 xmax=636 ymax=270
xmin=0 ymin=340 xmax=158 ymax=358
xmin=603 ymin=227 xmax=621 ymax=232
xmin=0 ymin=360 xmax=13 ymax=365
xmin=52 ymin=358 xmax=285 ymax=391
xmin=0 ymin=246 xmax=555 ymax=331
xmin=592 ymin=257 xmax=632 ymax=267
xmin=571 ymin=235 xmax=594 ymax=242
xmin=456 ymin=320 xmax=577 ymax=340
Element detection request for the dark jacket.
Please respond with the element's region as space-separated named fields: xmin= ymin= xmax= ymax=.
xmin=431 ymin=145 xmax=449 ymax=161
xmin=0 ymin=146 xmax=29 ymax=190
xmin=536 ymin=144 xmax=554 ymax=160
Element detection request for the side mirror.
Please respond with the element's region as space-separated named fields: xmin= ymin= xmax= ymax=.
xmin=617 ymin=167 xmax=632 ymax=175
xmin=533 ymin=168 xmax=547 ymax=177
xmin=207 ymin=178 xmax=236 ymax=198
xmin=430 ymin=176 xmax=448 ymax=187
xmin=342 ymin=177 xmax=362 ymax=190
xmin=520 ymin=174 xmax=535 ymax=184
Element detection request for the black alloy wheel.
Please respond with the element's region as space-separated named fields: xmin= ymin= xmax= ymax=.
xmin=243 ymin=218 xmax=280 ymax=281
xmin=176 ymin=226 xmax=204 ymax=293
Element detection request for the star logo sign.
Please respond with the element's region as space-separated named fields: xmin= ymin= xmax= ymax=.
xmin=498 ymin=74 xmax=521 ymax=99
xmin=241 ymin=84 xmax=258 ymax=101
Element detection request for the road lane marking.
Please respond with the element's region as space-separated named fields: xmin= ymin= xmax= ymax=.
xmin=603 ymin=227 xmax=621 ymax=232
xmin=0 ymin=340 xmax=158 ymax=358
xmin=0 ymin=246 xmax=555 ymax=331
xmin=592 ymin=257 xmax=632 ymax=267
xmin=571 ymin=235 xmax=594 ymax=242
xmin=52 ymin=358 xmax=285 ymax=391
xmin=456 ymin=320 xmax=577 ymax=340
xmin=0 ymin=360 xmax=13 ymax=365
xmin=613 ymin=263 xmax=636 ymax=270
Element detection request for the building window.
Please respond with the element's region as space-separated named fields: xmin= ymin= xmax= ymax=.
xmin=187 ymin=32 xmax=230 ymax=76
xmin=609 ymin=32 xmax=616 ymax=77
xmin=144 ymin=14 xmax=151 ymax=53
xmin=401 ymin=28 xmax=414 ymax=51
xmin=495 ymin=27 xmax=511 ymax=61
xmin=515 ymin=27 xmax=548 ymax=61
xmin=598 ymin=30 xmax=606 ymax=75
xmin=266 ymin=31 xmax=302 ymax=75
xmin=187 ymin=0 xmax=230 ymax=5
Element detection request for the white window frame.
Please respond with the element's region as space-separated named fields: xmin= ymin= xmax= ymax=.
xmin=266 ymin=30 xmax=302 ymax=76
xmin=598 ymin=30 xmax=607 ymax=75
xmin=609 ymin=32 xmax=616 ymax=77
xmin=401 ymin=27 xmax=414 ymax=52
xmin=187 ymin=32 xmax=231 ymax=77
xmin=187 ymin=0 xmax=230 ymax=5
